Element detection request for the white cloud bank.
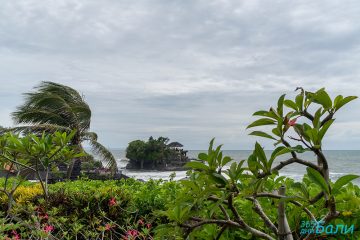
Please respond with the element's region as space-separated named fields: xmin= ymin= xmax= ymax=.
xmin=0 ymin=0 xmax=359 ymax=149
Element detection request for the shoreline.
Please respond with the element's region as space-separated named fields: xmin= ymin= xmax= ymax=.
xmin=120 ymin=168 xmax=360 ymax=185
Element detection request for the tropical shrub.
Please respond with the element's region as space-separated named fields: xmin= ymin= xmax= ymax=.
xmin=0 ymin=179 xmax=180 ymax=239
xmin=157 ymin=88 xmax=359 ymax=240
xmin=0 ymin=131 xmax=82 ymax=212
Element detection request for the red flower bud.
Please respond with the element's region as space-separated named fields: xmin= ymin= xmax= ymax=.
xmin=105 ymin=223 xmax=112 ymax=231
xmin=108 ymin=197 xmax=117 ymax=207
xmin=288 ymin=118 xmax=297 ymax=126
xmin=43 ymin=224 xmax=54 ymax=233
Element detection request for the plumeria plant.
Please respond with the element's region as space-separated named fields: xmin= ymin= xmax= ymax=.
xmin=0 ymin=130 xmax=83 ymax=210
xmin=158 ymin=88 xmax=359 ymax=240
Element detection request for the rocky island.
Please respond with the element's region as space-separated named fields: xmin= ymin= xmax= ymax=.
xmin=125 ymin=136 xmax=190 ymax=170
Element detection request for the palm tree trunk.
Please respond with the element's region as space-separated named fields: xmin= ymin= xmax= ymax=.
xmin=67 ymin=158 xmax=76 ymax=179
xmin=67 ymin=140 xmax=82 ymax=179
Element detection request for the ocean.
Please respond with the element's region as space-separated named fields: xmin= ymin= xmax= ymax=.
xmin=110 ymin=149 xmax=360 ymax=185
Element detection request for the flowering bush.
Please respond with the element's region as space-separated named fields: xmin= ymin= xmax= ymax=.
xmin=0 ymin=178 xmax=179 ymax=239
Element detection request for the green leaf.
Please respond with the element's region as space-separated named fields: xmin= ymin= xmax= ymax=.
xmin=254 ymin=142 xmax=268 ymax=170
xmin=306 ymin=128 xmax=319 ymax=145
xmin=237 ymin=160 xmax=245 ymax=171
xmin=272 ymin=127 xmax=281 ymax=137
xmin=312 ymin=108 xmax=322 ymax=129
xmin=306 ymin=167 xmax=329 ymax=194
xmin=253 ymin=110 xmax=269 ymax=117
xmin=227 ymin=162 xmax=237 ymax=180
xmin=211 ymin=172 xmax=228 ymax=185
xmin=247 ymin=154 xmax=261 ymax=176
xmin=277 ymin=94 xmax=286 ymax=116
xmin=270 ymin=146 xmax=291 ymax=160
xmin=318 ymin=119 xmax=334 ymax=140
xmin=221 ymin=156 xmax=232 ymax=167
xmin=269 ymin=107 xmax=280 ymax=119
xmin=208 ymin=138 xmax=215 ymax=153
xmin=198 ymin=153 xmax=208 ymax=161
xmin=333 ymin=95 xmax=343 ymax=108
xmin=185 ymin=161 xmax=209 ymax=171
xmin=247 ymin=118 xmax=276 ymax=129
xmin=333 ymin=174 xmax=359 ymax=191
xmin=249 ymin=131 xmax=276 ymax=140
xmin=253 ymin=178 xmax=266 ymax=193
xmin=290 ymin=145 xmax=309 ymax=153
xmin=313 ymin=89 xmax=332 ymax=109
xmin=295 ymin=93 xmax=304 ymax=111
xmin=268 ymin=146 xmax=286 ymax=168
xmin=305 ymin=90 xmax=317 ymax=107
xmin=284 ymin=99 xmax=298 ymax=111
xmin=335 ymin=96 xmax=357 ymax=111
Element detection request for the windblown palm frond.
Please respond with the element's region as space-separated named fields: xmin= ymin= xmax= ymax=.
xmin=82 ymin=131 xmax=98 ymax=141
xmin=11 ymin=81 xmax=117 ymax=172
xmin=89 ymin=140 xmax=117 ymax=173
xmin=6 ymin=124 xmax=72 ymax=135
xmin=12 ymin=109 xmax=70 ymax=126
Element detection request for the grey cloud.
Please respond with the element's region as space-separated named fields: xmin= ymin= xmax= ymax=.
xmin=0 ymin=0 xmax=360 ymax=149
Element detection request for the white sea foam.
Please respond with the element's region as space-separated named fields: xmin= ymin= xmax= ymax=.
xmin=110 ymin=150 xmax=360 ymax=184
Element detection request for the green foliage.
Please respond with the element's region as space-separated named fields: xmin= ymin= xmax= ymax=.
xmin=126 ymin=140 xmax=147 ymax=168
xmin=0 ymin=131 xmax=82 ymax=200
xmin=247 ymin=88 xmax=357 ymax=146
xmin=159 ymin=88 xmax=359 ymax=240
xmin=0 ymin=179 xmax=180 ymax=239
xmin=333 ymin=175 xmax=360 ymax=193
xmin=306 ymin=167 xmax=330 ymax=194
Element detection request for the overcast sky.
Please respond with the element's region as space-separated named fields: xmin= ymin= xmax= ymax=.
xmin=0 ymin=0 xmax=360 ymax=150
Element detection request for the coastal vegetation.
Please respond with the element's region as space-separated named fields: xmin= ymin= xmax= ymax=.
xmin=126 ymin=137 xmax=189 ymax=170
xmin=157 ymin=88 xmax=359 ymax=239
xmin=0 ymin=84 xmax=359 ymax=239
xmin=0 ymin=131 xmax=82 ymax=208
xmin=0 ymin=178 xmax=180 ymax=239
xmin=0 ymin=178 xmax=358 ymax=239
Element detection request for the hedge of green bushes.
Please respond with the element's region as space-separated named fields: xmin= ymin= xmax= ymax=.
xmin=0 ymin=177 xmax=359 ymax=239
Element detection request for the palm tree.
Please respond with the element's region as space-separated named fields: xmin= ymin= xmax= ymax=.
xmin=10 ymin=81 xmax=117 ymax=177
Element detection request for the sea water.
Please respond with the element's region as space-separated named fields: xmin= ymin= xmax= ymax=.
xmin=110 ymin=149 xmax=360 ymax=185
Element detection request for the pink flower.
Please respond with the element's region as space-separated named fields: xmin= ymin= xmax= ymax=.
xmin=105 ymin=224 xmax=112 ymax=231
xmin=146 ymin=223 xmax=152 ymax=229
xmin=11 ymin=230 xmax=20 ymax=240
xmin=288 ymin=118 xmax=297 ymax=126
xmin=138 ymin=219 xmax=144 ymax=225
xmin=126 ymin=229 xmax=139 ymax=237
xmin=109 ymin=197 xmax=117 ymax=207
xmin=43 ymin=225 xmax=54 ymax=233
xmin=40 ymin=213 xmax=49 ymax=220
